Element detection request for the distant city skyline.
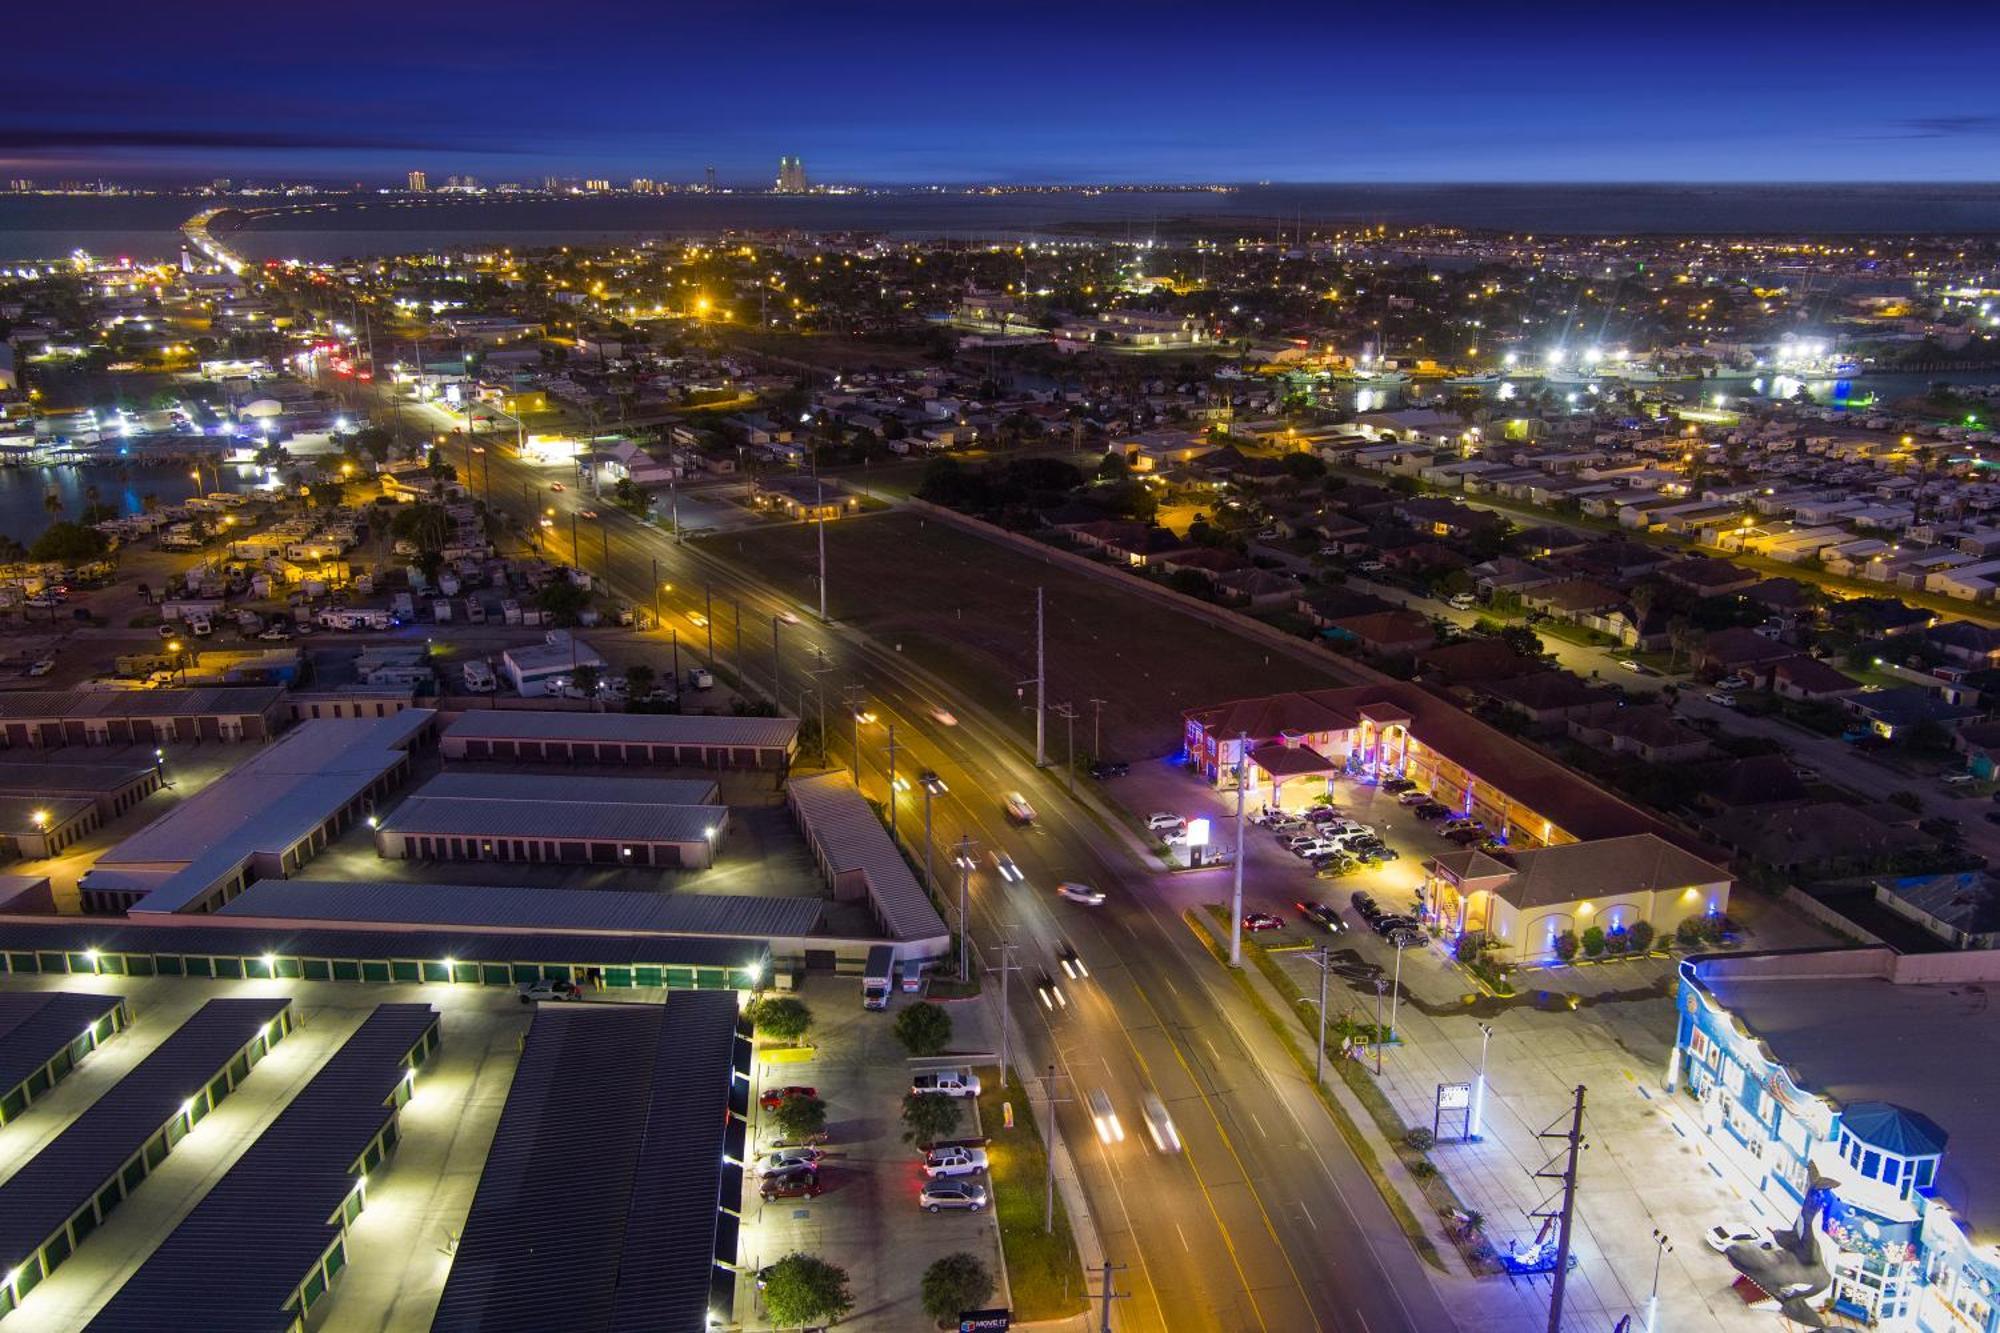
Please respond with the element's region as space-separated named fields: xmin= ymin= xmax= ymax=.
xmin=7 ymin=2 xmax=2000 ymax=184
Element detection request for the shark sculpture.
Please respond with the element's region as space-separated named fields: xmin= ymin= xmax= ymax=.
xmin=1722 ymin=1165 xmax=1839 ymax=1327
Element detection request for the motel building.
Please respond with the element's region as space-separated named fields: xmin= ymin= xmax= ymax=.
xmin=1670 ymin=953 xmax=2000 ymax=1331
xmin=1182 ymin=685 xmax=1736 ymax=963
xmin=1184 ymin=685 xmax=1594 ymax=850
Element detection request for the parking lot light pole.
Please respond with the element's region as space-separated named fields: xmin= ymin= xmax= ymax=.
xmin=1647 ymin=1229 xmax=1672 ymax=1333
xmin=1373 ymin=979 xmax=1388 ymax=1075
xmin=1229 ymin=732 xmax=1248 ymax=967
xmin=1471 ymin=1021 xmax=1495 ymax=1141
xmin=1389 ymin=936 xmax=1408 ymax=1046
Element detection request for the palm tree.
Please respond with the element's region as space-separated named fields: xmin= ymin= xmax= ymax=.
xmin=43 ymin=490 xmax=62 ymax=524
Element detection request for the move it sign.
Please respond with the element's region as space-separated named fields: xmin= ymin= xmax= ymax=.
xmin=959 ymin=1311 xmax=1010 ymax=1332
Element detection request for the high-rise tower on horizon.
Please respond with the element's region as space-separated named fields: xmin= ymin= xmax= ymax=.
xmin=406 ymin=169 xmax=428 ymax=193
xmin=775 ymin=156 xmax=807 ymax=193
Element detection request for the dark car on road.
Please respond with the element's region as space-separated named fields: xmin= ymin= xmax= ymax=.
xmin=1295 ymin=900 xmax=1343 ymax=932
xmin=1380 ymin=776 xmax=1416 ymax=794
xmin=1090 ymin=759 xmax=1130 ymax=780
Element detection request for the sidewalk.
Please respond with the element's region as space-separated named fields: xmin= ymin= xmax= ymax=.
xmin=1253 ymin=930 xmax=1785 ymax=1333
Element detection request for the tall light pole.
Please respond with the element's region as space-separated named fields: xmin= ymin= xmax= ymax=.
xmin=1229 ymin=731 xmax=1249 ymax=967
xmin=1053 ymin=702 xmax=1077 ymax=797
xmin=1373 ymin=979 xmax=1388 ymax=1075
xmin=884 ymin=722 xmax=900 ymax=840
xmin=1647 ymin=1229 xmax=1672 ymax=1333
xmin=1033 ymin=587 xmax=1047 ymax=767
xmin=919 ymin=771 xmax=947 ymax=895
xmin=843 ymin=686 xmax=865 ymax=784
xmin=1471 ymin=1021 xmax=1495 ymax=1141
xmin=816 ymin=475 xmax=829 ymax=622
xmin=990 ymin=935 xmax=1019 ymax=1070
xmin=955 ymin=835 xmax=976 ymax=984
xmin=1388 ymin=934 xmax=1408 ymax=1046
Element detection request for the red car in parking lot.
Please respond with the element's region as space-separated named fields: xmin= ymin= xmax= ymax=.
xmin=759 ymin=1084 xmax=818 ymax=1110
xmin=1242 ymin=912 xmax=1285 ymax=932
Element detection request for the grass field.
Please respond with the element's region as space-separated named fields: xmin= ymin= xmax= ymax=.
xmin=708 ymin=510 xmax=1348 ymax=759
xmin=976 ymin=1068 xmax=1089 ymax=1321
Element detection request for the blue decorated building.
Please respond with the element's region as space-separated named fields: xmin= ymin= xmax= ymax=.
xmin=1673 ymin=952 xmax=2000 ymax=1330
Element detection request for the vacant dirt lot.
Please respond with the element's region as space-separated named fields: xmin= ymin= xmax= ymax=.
xmin=713 ymin=510 xmax=1349 ymax=759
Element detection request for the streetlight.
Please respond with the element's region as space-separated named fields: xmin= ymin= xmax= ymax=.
xmin=918 ymin=771 xmax=948 ymax=894
xmin=1388 ymin=934 xmax=1408 ymax=1046
xmin=1647 ymin=1229 xmax=1673 ymax=1333
xmin=1471 ymin=1021 xmax=1495 ymax=1141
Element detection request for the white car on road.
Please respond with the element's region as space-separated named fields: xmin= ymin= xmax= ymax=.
xmin=1004 ymin=792 xmax=1036 ymax=823
xmin=1058 ymin=881 xmax=1105 ymax=906
xmin=989 ymin=851 xmax=1024 ymax=883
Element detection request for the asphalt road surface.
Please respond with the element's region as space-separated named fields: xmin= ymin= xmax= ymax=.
xmin=452 ymin=425 xmax=1454 ymax=1333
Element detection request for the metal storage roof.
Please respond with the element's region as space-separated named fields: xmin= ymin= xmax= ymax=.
xmin=412 ymin=772 xmax=719 ymax=806
xmin=0 ymin=919 xmax=766 ymax=973
xmin=0 ymin=998 xmax=290 ymax=1276
xmin=104 ymin=712 xmax=432 ymax=915
xmin=0 ymin=991 xmax=124 ymax=1094
xmin=217 ymin=879 xmax=824 ymax=940
xmin=86 ymin=1004 xmax=438 ymax=1332
xmin=0 ymin=687 xmax=286 ymax=721
xmin=0 ymin=760 xmax=157 ymax=796
xmin=380 ymin=796 xmax=725 ymax=846
xmin=430 ymin=993 xmax=740 ymax=1333
xmin=444 ymin=708 xmax=798 ymax=751
xmin=788 ymin=772 xmax=947 ymax=944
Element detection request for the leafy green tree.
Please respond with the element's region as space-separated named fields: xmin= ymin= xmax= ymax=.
xmin=1497 ymin=625 xmax=1543 ymax=658
xmin=625 ymin=663 xmax=657 ymax=698
xmin=921 ymin=1252 xmax=995 ymax=1326
xmin=535 ymin=579 xmax=590 ymax=625
xmin=769 ymin=1092 xmax=827 ymax=1140
xmin=902 ymin=1091 xmax=963 ymax=1145
xmin=1581 ymin=925 xmax=1606 ymax=957
xmin=569 ymin=663 xmax=602 ymax=699
xmin=893 ymin=1001 xmax=952 ymax=1056
xmin=30 ymin=521 xmax=109 ymax=564
xmin=761 ymin=1253 xmax=853 ymax=1330
xmin=749 ymin=996 xmax=814 ymax=1043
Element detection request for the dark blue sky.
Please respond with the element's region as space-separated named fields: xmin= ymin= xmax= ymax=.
xmin=10 ymin=1 xmax=2000 ymax=184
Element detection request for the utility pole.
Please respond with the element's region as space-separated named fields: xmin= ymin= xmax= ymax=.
xmin=1091 ymin=1261 xmax=1129 ymax=1333
xmin=1373 ymin=978 xmax=1388 ymax=1075
xmin=918 ymin=772 xmax=947 ymax=895
xmin=814 ymin=458 xmax=829 ymax=622
xmin=885 ymin=722 xmax=900 ymax=839
xmin=1034 ymin=587 xmax=1047 ymax=766
xmin=842 ymin=685 xmax=865 ymax=784
xmin=1647 ymin=1229 xmax=1673 ymax=1333
xmin=1303 ymin=945 xmax=1333 ymax=1089
xmin=670 ymin=629 xmax=681 ymax=693
xmin=732 ymin=595 xmax=743 ymax=679
xmin=989 ymin=934 xmax=1020 ymax=1071
xmin=651 ymin=556 xmax=661 ymax=628
xmin=771 ymin=614 xmax=782 ymax=706
xmin=1041 ymin=1064 xmax=1073 ymax=1234
xmin=704 ymin=585 xmax=714 ymax=662
xmin=1088 ymin=697 xmax=1107 ymax=761
xmin=1229 ymin=731 xmax=1248 ymax=966
xmin=1052 ymin=702 xmax=1077 ymax=796
xmin=1471 ymin=1021 xmax=1495 ymax=1141
xmin=1389 ymin=935 xmax=1408 ymax=1045
xmin=956 ymin=835 xmax=977 ymax=983
xmin=1538 ymin=1085 xmax=1589 ymax=1333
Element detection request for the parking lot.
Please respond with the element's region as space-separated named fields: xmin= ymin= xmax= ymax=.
xmin=736 ymin=979 xmax=1006 ymax=1329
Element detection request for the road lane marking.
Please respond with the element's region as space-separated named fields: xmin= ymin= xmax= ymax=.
xmin=1175 ymin=1222 xmax=1192 ymax=1253
xmin=1300 ymin=1201 xmax=1318 ymax=1231
xmin=1249 ymin=1110 xmax=1268 ymax=1139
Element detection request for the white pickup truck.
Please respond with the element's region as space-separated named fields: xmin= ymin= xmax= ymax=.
xmin=910 ymin=1069 xmax=981 ymax=1099
xmin=923 ymin=1145 xmax=989 ymax=1178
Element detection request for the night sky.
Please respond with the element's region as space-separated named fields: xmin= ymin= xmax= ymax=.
xmin=9 ymin=1 xmax=2000 ymax=185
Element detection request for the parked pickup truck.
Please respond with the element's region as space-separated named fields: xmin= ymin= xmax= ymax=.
xmin=911 ymin=1069 xmax=981 ymax=1099
xmin=922 ymin=1145 xmax=989 ymax=1178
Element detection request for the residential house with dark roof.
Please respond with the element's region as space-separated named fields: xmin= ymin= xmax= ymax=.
xmin=1565 ymin=702 xmax=1713 ymax=764
xmin=1769 ymin=655 xmax=1863 ymax=701
xmin=1474 ymin=670 xmax=1621 ymax=724
xmin=1295 ymin=586 xmax=1394 ymax=627
xmin=1327 ymin=610 xmax=1436 ymax=656
xmin=1845 ymin=687 xmax=1983 ymax=740
xmin=1704 ymin=801 xmax=1932 ymax=875
xmin=1928 ymin=620 xmax=2000 ymax=668
xmin=1695 ymin=755 xmax=1809 ymax=814
xmin=1694 ymin=626 xmax=1796 ymax=676
xmin=1661 ymin=556 xmax=1762 ymax=596
xmin=1415 ymin=639 xmax=1540 ymax=687
xmin=1212 ymin=567 xmax=1299 ymax=607
xmin=1470 ymin=556 xmax=1557 ymax=598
